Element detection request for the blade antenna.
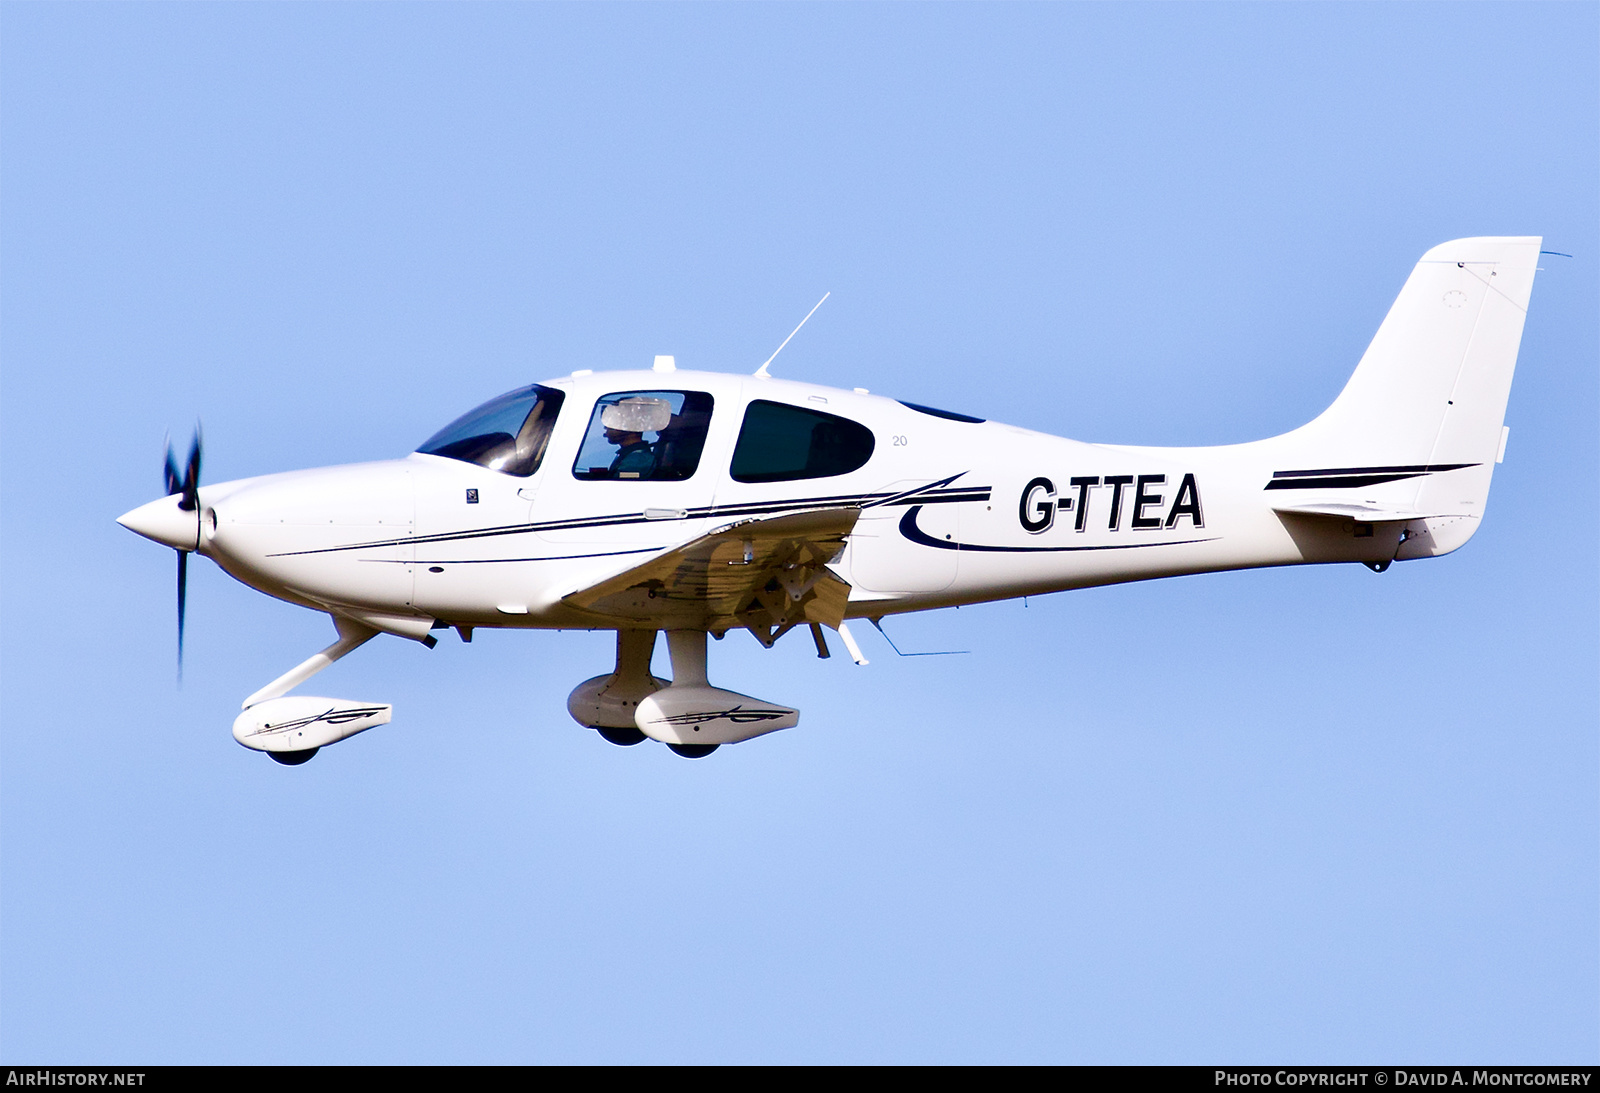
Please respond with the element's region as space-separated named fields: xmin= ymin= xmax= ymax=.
xmin=754 ymin=292 xmax=829 ymax=378
xmin=868 ymin=617 xmax=969 ymax=657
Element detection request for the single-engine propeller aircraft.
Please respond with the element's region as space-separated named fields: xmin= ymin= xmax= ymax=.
xmin=120 ymin=237 xmax=1542 ymax=764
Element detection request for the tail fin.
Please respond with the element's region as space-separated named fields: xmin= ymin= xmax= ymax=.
xmin=1279 ymin=236 xmax=1541 ymax=554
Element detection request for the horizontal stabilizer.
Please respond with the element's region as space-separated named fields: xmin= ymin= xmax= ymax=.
xmin=1272 ymin=501 xmax=1468 ymax=523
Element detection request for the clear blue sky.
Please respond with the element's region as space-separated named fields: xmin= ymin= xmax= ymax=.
xmin=3 ymin=3 xmax=1595 ymax=1063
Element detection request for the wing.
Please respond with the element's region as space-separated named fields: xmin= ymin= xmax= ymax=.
xmin=561 ymin=507 xmax=860 ymax=644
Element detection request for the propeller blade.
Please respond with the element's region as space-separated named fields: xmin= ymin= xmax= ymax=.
xmin=178 ymin=429 xmax=203 ymax=512
xmin=160 ymin=426 xmax=203 ymax=681
xmin=164 ymin=439 xmax=183 ymax=497
xmin=177 ymin=549 xmax=188 ymax=682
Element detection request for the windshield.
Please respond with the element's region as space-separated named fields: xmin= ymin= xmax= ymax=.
xmin=417 ymin=384 xmax=566 ymax=476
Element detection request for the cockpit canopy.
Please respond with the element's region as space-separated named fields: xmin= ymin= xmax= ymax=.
xmin=420 ymin=381 xmax=879 ymax=484
xmin=417 ymin=384 xmax=565 ymax=477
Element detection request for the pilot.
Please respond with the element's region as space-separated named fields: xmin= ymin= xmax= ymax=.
xmin=605 ymin=424 xmax=656 ymax=479
xmin=597 ymin=396 xmax=671 ymax=480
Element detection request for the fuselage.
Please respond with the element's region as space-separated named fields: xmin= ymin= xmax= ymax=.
xmin=151 ymin=366 xmax=1432 ymax=638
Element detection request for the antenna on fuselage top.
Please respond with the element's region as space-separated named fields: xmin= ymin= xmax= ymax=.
xmin=754 ymin=292 xmax=830 ymax=378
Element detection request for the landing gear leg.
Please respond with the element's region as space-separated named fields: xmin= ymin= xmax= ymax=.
xmin=568 ymin=629 xmax=664 ymax=744
xmin=661 ymin=631 xmax=719 ymax=758
xmin=243 ymin=616 xmax=378 ymax=708
xmin=665 ymin=629 xmax=709 ymax=686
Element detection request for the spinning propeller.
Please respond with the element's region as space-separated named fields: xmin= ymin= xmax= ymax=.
xmin=165 ymin=429 xmax=202 ymax=678
xmin=164 ymin=430 xmax=202 ymax=514
xmin=119 ymin=427 xmax=212 ymax=678
xmin=114 ymin=427 xmax=205 ymax=680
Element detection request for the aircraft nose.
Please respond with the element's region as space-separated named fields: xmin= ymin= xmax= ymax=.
xmin=117 ymin=495 xmax=200 ymax=551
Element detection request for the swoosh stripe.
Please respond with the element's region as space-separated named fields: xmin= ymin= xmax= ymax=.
xmin=1264 ymin=463 xmax=1477 ymax=490
xmin=896 ymin=506 xmax=1217 ymax=553
xmin=267 ymin=479 xmax=993 ymax=558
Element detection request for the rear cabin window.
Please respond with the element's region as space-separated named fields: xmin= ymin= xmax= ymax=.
xmin=571 ymin=390 xmax=714 ymax=481
xmin=729 ymin=400 xmax=875 ymax=483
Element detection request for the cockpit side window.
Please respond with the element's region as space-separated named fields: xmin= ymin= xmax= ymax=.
xmin=417 ymin=384 xmax=566 ymax=477
xmin=571 ymin=391 xmax=714 ymax=481
xmin=729 ymin=400 xmax=875 ymax=483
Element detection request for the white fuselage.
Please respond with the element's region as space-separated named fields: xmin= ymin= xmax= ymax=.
xmin=187 ymin=368 xmax=1432 ymax=638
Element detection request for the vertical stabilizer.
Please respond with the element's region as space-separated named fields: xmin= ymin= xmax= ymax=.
xmin=1279 ymin=236 xmax=1540 ymax=554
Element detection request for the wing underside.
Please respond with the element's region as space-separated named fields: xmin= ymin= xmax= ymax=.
xmin=561 ymin=507 xmax=860 ymax=645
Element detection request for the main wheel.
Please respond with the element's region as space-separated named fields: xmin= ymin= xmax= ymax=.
xmin=667 ymin=743 xmax=719 ymax=759
xmin=596 ymin=725 xmax=647 ymax=746
xmin=269 ymin=748 xmax=319 ymax=766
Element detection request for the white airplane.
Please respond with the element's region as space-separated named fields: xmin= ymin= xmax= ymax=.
xmin=119 ymin=236 xmax=1543 ymax=764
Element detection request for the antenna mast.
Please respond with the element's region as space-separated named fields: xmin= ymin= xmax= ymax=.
xmin=754 ymin=292 xmax=830 ymax=377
